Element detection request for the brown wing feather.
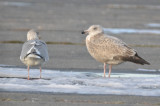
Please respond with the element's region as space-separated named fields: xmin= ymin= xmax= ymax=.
xmin=123 ymin=53 xmax=150 ymax=65
xmin=87 ymin=33 xmax=150 ymax=65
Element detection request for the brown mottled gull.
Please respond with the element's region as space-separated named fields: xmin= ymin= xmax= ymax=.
xmin=82 ymin=25 xmax=150 ymax=78
xmin=20 ymin=29 xmax=49 ymax=80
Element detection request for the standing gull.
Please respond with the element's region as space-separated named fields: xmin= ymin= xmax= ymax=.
xmin=20 ymin=29 xmax=49 ymax=80
xmin=82 ymin=25 xmax=150 ymax=78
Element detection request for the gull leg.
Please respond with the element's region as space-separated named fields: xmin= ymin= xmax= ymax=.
xmin=103 ymin=63 xmax=106 ymax=77
xmin=27 ymin=65 xmax=30 ymax=80
xmin=40 ymin=67 xmax=42 ymax=79
xmin=108 ymin=65 xmax=112 ymax=78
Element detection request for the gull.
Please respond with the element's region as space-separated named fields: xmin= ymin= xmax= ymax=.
xmin=20 ymin=29 xmax=49 ymax=80
xmin=82 ymin=25 xmax=150 ymax=78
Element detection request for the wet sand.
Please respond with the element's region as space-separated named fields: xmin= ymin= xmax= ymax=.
xmin=0 ymin=0 xmax=160 ymax=70
xmin=0 ymin=0 xmax=160 ymax=105
xmin=0 ymin=92 xmax=160 ymax=106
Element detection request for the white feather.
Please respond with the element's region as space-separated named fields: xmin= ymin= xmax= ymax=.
xmin=27 ymin=54 xmax=41 ymax=59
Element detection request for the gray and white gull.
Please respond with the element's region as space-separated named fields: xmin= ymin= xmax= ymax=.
xmin=82 ymin=25 xmax=150 ymax=78
xmin=20 ymin=29 xmax=49 ymax=80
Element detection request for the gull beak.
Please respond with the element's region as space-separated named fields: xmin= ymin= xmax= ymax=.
xmin=81 ymin=30 xmax=89 ymax=35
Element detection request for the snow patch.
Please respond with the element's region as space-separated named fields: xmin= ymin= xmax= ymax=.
xmin=0 ymin=67 xmax=160 ymax=96
xmin=137 ymin=68 xmax=158 ymax=72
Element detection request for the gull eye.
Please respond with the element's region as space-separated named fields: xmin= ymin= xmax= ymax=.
xmin=93 ymin=27 xmax=97 ymax=30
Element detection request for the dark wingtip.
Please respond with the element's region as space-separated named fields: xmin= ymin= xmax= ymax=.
xmin=135 ymin=53 xmax=150 ymax=65
xmin=120 ymin=53 xmax=150 ymax=65
xmin=145 ymin=61 xmax=150 ymax=65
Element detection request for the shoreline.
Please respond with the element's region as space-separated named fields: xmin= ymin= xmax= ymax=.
xmin=0 ymin=65 xmax=159 ymax=74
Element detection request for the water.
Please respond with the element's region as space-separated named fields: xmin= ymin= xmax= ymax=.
xmin=147 ymin=23 xmax=160 ymax=28
xmin=103 ymin=28 xmax=160 ymax=34
xmin=0 ymin=66 xmax=160 ymax=96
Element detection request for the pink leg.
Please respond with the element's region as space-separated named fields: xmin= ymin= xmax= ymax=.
xmin=27 ymin=65 xmax=30 ymax=80
xmin=103 ymin=63 xmax=106 ymax=77
xmin=40 ymin=67 xmax=42 ymax=79
xmin=108 ymin=65 xmax=112 ymax=78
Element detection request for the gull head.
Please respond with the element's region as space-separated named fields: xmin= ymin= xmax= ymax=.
xmin=27 ymin=29 xmax=39 ymax=40
xmin=82 ymin=25 xmax=104 ymax=35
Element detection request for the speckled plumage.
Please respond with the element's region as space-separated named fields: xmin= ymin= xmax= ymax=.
xmin=82 ymin=25 xmax=150 ymax=77
xmin=86 ymin=33 xmax=136 ymax=65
